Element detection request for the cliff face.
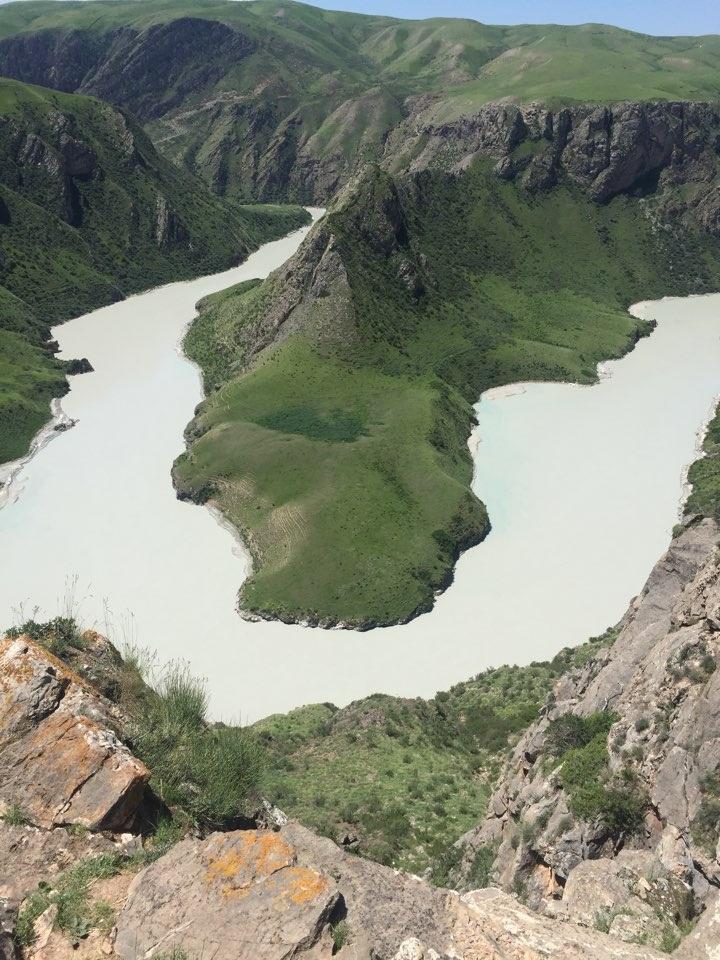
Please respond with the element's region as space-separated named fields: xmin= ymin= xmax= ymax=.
xmin=0 ymin=80 xmax=266 ymax=328
xmin=0 ymin=77 xmax=310 ymax=466
xmin=387 ymin=100 xmax=720 ymax=217
xmin=3 ymin=5 xmax=719 ymax=206
xmin=0 ymin=16 xmax=387 ymax=204
xmin=457 ymin=517 xmax=720 ymax=948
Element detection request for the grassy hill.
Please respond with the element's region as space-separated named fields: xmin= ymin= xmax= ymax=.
xmin=174 ymin=155 xmax=720 ymax=627
xmin=0 ymin=1 xmax=719 ymax=201
xmin=253 ymin=628 xmax=617 ymax=877
xmin=0 ymin=77 xmax=308 ymax=464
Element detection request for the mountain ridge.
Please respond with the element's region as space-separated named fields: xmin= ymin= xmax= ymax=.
xmin=0 ymin=75 xmax=309 ymax=464
xmin=1 ymin=0 xmax=719 ymax=204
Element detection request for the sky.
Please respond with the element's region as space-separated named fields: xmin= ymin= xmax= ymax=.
xmin=303 ymin=0 xmax=719 ymax=36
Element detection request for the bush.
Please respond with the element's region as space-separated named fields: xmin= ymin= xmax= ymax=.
xmin=561 ymin=735 xmax=610 ymax=789
xmin=596 ymin=784 xmax=646 ymax=836
xmin=545 ymin=711 xmax=615 ymax=756
xmin=691 ymin=771 xmax=720 ymax=855
xmin=466 ymin=843 xmax=496 ymax=888
xmin=1 ymin=802 xmax=30 ymax=826
xmin=129 ymin=662 xmax=265 ymax=827
xmin=430 ymin=843 xmax=462 ymax=887
xmin=6 ymin=616 xmax=83 ymax=657
xmin=331 ymin=920 xmax=351 ymax=952
xmin=551 ymin=712 xmax=646 ymax=838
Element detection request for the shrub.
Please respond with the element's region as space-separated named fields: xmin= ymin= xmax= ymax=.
xmin=129 ymin=662 xmax=265 ymax=827
xmin=331 ymin=919 xmax=350 ymax=952
xmin=551 ymin=712 xmax=646 ymax=838
xmin=561 ymin=735 xmax=610 ymax=789
xmin=691 ymin=771 xmax=720 ymax=855
xmin=6 ymin=616 xmax=83 ymax=657
xmin=1 ymin=802 xmax=30 ymax=826
xmin=545 ymin=711 xmax=615 ymax=756
xmin=430 ymin=843 xmax=462 ymax=887
xmin=597 ymin=784 xmax=646 ymax=836
xmin=466 ymin=843 xmax=496 ymax=888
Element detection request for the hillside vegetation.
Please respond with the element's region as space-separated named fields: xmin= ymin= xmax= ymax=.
xmin=0 ymin=77 xmax=308 ymax=464
xmin=5 ymin=610 xmax=615 ymax=882
xmin=1 ymin=0 xmax=719 ymax=201
xmin=175 ymin=158 xmax=720 ymax=627
xmin=686 ymin=404 xmax=720 ymax=521
xmin=254 ymin=629 xmax=617 ymax=878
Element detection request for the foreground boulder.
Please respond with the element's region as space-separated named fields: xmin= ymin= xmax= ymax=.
xmin=0 ymin=636 xmax=148 ymax=831
xmin=115 ymin=823 xmax=455 ymax=960
xmin=115 ymin=823 xmax=686 ymax=960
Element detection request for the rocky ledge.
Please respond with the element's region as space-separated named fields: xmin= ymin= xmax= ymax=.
xmin=115 ymin=821 xmax=701 ymax=960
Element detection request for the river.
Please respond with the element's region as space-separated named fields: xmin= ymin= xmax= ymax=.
xmin=0 ymin=216 xmax=719 ymax=722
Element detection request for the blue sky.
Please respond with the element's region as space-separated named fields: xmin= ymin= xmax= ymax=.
xmin=307 ymin=1 xmax=719 ymax=36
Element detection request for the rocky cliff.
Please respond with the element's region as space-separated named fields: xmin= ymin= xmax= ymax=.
xmin=2 ymin=2 xmax=720 ymax=205
xmin=383 ymin=100 xmax=720 ymax=232
xmin=456 ymin=516 xmax=720 ymax=950
xmin=2 ymin=624 xmax=720 ymax=960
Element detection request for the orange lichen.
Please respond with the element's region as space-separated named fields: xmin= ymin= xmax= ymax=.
xmin=205 ymin=832 xmax=296 ymax=895
xmin=206 ymin=850 xmax=247 ymax=883
xmin=250 ymin=832 xmax=295 ymax=877
xmin=284 ymin=866 xmax=329 ymax=905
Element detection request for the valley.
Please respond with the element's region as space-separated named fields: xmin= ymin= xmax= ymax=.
xmin=0 ymin=275 xmax=718 ymax=727
xmin=0 ymin=75 xmax=308 ymax=464
xmin=1 ymin=3 xmax=720 ymax=957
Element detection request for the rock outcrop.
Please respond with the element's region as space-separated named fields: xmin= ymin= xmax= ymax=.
xmin=0 ymin=636 xmax=149 ymax=832
xmin=4 ymin=111 xmax=99 ymax=226
xmin=458 ymin=518 xmax=720 ymax=947
xmin=3 ymin=584 xmax=719 ymax=960
xmin=387 ymin=100 xmax=720 ymax=219
xmin=115 ymin=822 xmax=454 ymax=960
xmin=115 ymin=821 xmax=690 ymax=960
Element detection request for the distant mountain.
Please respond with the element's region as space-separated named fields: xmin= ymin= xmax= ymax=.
xmin=0 ymin=76 xmax=307 ymax=463
xmin=0 ymin=0 xmax=718 ymax=201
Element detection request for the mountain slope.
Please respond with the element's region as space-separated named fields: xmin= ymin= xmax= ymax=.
xmin=0 ymin=0 xmax=719 ymax=202
xmin=0 ymin=77 xmax=308 ymax=464
xmin=455 ymin=511 xmax=720 ymax=950
xmin=173 ymin=102 xmax=720 ymax=627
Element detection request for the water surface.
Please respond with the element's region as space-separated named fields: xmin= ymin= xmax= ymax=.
xmin=1 ymin=236 xmax=718 ymax=721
